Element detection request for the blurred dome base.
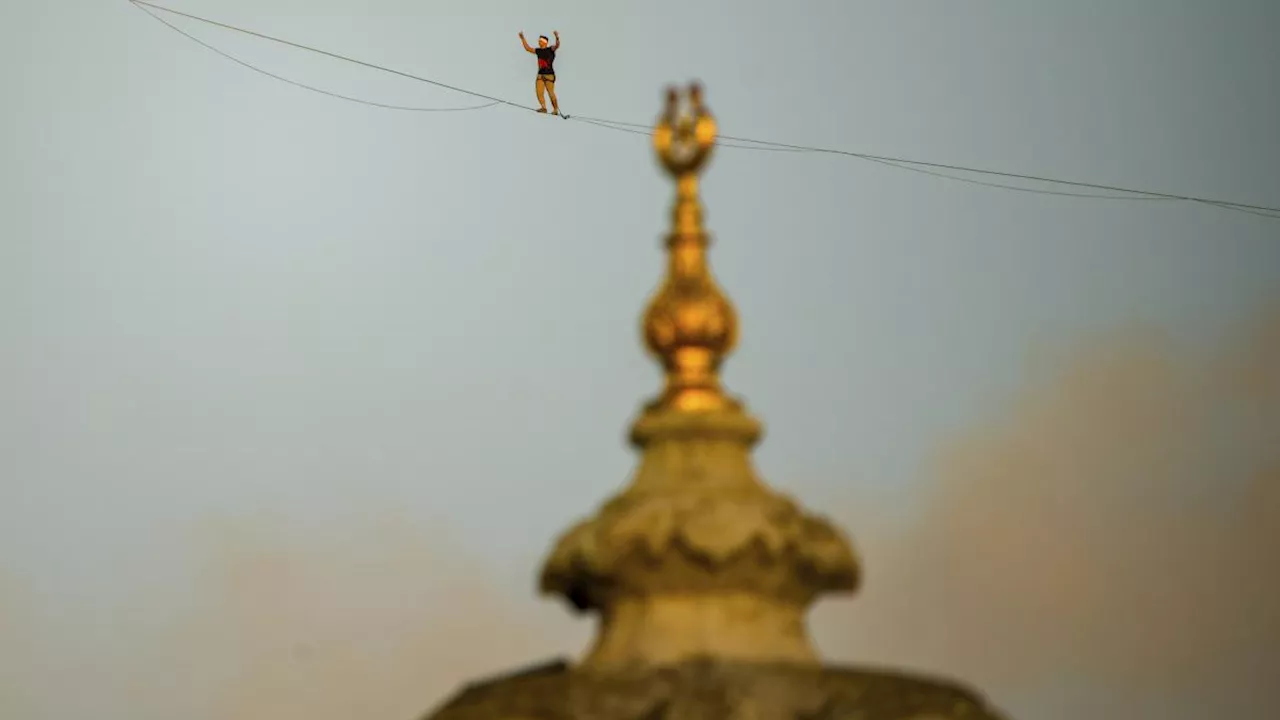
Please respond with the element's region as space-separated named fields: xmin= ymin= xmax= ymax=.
xmin=426 ymin=658 xmax=1006 ymax=720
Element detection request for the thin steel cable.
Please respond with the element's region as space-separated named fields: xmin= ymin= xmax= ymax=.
xmin=132 ymin=0 xmax=538 ymax=114
xmin=852 ymin=156 xmax=1174 ymax=200
xmin=132 ymin=2 xmax=498 ymax=113
xmin=708 ymin=132 xmax=1277 ymax=213
xmin=577 ymin=117 xmax=1173 ymax=200
xmin=1202 ymin=202 xmax=1280 ymax=220
xmin=575 ymin=116 xmax=1256 ymax=206
xmin=130 ymin=1 xmax=1280 ymax=218
xmin=578 ymin=116 xmax=803 ymax=152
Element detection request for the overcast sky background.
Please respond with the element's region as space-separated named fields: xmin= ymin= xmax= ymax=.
xmin=3 ymin=2 xmax=1279 ymax=719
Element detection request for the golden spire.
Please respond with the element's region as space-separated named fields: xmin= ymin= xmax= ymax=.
xmin=539 ymin=85 xmax=859 ymax=671
xmin=430 ymin=80 xmax=1009 ymax=720
xmin=642 ymin=84 xmax=739 ymax=414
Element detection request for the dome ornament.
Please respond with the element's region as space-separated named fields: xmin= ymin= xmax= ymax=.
xmin=641 ymin=84 xmax=739 ymax=415
xmin=654 ymin=84 xmax=717 ymax=179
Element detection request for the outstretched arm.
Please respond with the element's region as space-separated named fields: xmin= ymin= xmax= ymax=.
xmin=552 ymin=30 xmax=561 ymax=50
xmin=518 ymin=32 xmax=535 ymax=53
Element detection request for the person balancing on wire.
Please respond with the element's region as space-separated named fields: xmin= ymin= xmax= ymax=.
xmin=519 ymin=30 xmax=561 ymax=116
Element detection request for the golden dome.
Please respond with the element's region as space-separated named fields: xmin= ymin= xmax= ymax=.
xmin=422 ymin=84 xmax=1008 ymax=720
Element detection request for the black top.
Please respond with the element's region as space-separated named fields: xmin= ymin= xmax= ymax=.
xmin=535 ymin=47 xmax=556 ymax=76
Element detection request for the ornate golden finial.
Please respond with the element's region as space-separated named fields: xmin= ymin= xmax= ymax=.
xmin=642 ymin=84 xmax=739 ymax=414
xmin=538 ymin=82 xmax=860 ymax=671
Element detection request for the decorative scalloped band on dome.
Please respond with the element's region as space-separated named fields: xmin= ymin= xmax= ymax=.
xmin=540 ymin=489 xmax=860 ymax=612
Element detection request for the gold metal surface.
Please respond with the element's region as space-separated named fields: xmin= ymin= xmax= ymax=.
xmin=427 ymin=81 xmax=1008 ymax=720
xmin=642 ymin=85 xmax=740 ymax=413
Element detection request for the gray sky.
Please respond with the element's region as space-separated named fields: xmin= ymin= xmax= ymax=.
xmin=2 ymin=1 xmax=1278 ymax=719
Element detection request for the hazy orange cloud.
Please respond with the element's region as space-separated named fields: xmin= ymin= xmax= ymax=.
xmin=816 ymin=310 xmax=1280 ymax=719
xmin=146 ymin=512 xmax=586 ymax=720
xmin=0 ymin=573 xmax=37 ymax=719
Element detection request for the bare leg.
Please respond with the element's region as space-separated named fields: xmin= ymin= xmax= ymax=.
xmin=545 ymin=80 xmax=559 ymax=114
xmin=535 ymin=78 xmax=547 ymax=112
